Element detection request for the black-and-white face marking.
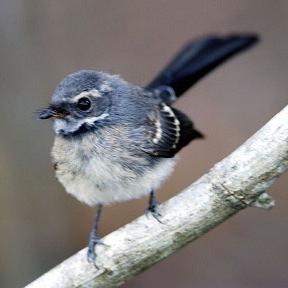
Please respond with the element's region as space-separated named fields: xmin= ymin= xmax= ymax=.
xmin=52 ymin=88 xmax=112 ymax=135
xmin=38 ymin=70 xmax=131 ymax=135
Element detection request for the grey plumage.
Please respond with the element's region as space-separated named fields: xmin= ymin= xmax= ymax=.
xmin=38 ymin=34 xmax=259 ymax=262
xmin=48 ymin=70 xmax=191 ymax=205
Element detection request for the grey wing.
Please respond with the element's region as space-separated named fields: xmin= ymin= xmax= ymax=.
xmin=140 ymin=102 xmax=203 ymax=158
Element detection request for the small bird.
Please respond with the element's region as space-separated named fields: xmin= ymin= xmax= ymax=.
xmin=38 ymin=34 xmax=258 ymax=263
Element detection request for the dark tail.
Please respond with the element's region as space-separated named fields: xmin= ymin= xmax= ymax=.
xmin=146 ymin=34 xmax=259 ymax=100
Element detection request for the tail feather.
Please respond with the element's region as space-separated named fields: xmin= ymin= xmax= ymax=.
xmin=147 ymin=34 xmax=259 ymax=99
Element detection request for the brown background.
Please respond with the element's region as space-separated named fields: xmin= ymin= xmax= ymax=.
xmin=0 ymin=1 xmax=288 ymax=287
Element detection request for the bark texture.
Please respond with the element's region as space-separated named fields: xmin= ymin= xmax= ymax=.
xmin=25 ymin=105 xmax=288 ymax=288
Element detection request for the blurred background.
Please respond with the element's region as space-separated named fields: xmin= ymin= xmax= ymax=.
xmin=0 ymin=1 xmax=287 ymax=287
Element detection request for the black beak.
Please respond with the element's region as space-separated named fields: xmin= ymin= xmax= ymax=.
xmin=38 ymin=105 xmax=70 ymax=119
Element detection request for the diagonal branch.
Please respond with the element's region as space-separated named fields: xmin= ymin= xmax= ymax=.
xmin=25 ymin=105 xmax=288 ymax=288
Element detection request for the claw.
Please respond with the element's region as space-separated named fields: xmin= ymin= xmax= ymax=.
xmin=145 ymin=206 xmax=163 ymax=223
xmin=145 ymin=192 xmax=163 ymax=223
xmin=87 ymin=234 xmax=105 ymax=268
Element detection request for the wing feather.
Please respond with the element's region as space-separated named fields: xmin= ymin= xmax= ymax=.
xmin=141 ymin=103 xmax=203 ymax=158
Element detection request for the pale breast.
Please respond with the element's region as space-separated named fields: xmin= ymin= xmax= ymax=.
xmin=51 ymin=131 xmax=177 ymax=206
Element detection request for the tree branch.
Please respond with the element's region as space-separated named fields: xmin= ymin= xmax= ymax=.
xmin=25 ymin=105 xmax=288 ymax=288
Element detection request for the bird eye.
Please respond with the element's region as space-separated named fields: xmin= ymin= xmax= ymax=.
xmin=76 ymin=97 xmax=92 ymax=111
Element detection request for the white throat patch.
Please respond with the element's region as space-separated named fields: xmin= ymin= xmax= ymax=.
xmin=54 ymin=113 xmax=109 ymax=135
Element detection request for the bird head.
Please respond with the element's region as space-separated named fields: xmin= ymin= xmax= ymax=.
xmin=38 ymin=70 xmax=121 ymax=136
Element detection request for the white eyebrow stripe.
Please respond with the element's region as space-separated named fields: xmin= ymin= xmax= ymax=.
xmin=72 ymin=89 xmax=102 ymax=102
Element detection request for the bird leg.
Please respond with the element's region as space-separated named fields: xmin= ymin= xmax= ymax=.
xmin=146 ymin=190 xmax=162 ymax=223
xmin=87 ymin=204 xmax=104 ymax=265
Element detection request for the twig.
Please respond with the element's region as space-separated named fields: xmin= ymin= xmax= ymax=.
xmin=25 ymin=105 xmax=288 ymax=288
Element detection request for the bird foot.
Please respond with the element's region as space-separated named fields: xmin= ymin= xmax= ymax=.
xmin=87 ymin=234 xmax=106 ymax=267
xmin=145 ymin=201 xmax=163 ymax=223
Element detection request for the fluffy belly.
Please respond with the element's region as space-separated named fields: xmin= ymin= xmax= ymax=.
xmin=55 ymin=155 xmax=176 ymax=206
